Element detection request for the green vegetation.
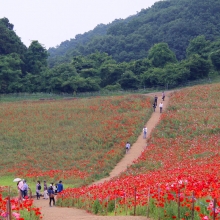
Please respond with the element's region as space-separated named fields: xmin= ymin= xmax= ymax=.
xmin=48 ymin=0 xmax=220 ymax=63
xmin=1 ymin=0 xmax=220 ymax=95
xmin=0 ymin=95 xmax=152 ymax=186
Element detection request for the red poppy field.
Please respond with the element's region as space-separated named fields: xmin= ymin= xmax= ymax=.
xmin=0 ymin=94 xmax=152 ymax=186
xmin=0 ymin=186 xmax=41 ymax=220
xmin=57 ymin=84 xmax=220 ymax=220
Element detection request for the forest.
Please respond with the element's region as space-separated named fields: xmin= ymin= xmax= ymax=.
xmin=0 ymin=0 xmax=220 ymax=94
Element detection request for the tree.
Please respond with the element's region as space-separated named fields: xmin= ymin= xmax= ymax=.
xmin=148 ymin=43 xmax=177 ymax=68
xmin=0 ymin=53 xmax=23 ymax=93
xmin=186 ymin=35 xmax=210 ymax=58
xmin=99 ymin=63 xmax=124 ymax=87
xmin=119 ymin=70 xmax=139 ymax=90
xmin=210 ymin=50 xmax=220 ymax=71
xmin=25 ymin=41 xmax=48 ymax=75
xmin=0 ymin=18 xmax=27 ymax=57
xmin=185 ymin=54 xmax=211 ymax=80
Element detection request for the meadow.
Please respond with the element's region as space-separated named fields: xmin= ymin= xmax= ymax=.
xmin=57 ymin=83 xmax=220 ymax=219
xmin=0 ymin=94 xmax=152 ymax=187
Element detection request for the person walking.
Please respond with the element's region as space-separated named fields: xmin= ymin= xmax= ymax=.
xmin=159 ymin=102 xmax=163 ymax=113
xmin=125 ymin=142 xmax=131 ymax=154
xmin=36 ymin=181 xmax=41 ymax=200
xmin=153 ymin=102 xmax=156 ymax=112
xmin=143 ymin=126 xmax=147 ymax=139
xmin=57 ymin=181 xmax=63 ymax=193
xmin=162 ymin=91 xmax=165 ymax=101
xmin=154 ymin=95 xmax=158 ymax=106
xmin=48 ymin=184 xmax=55 ymax=207
xmin=43 ymin=181 xmax=49 ymax=199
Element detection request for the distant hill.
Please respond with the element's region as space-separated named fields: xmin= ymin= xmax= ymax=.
xmin=48 ymin=0 xmax=220 ymax=67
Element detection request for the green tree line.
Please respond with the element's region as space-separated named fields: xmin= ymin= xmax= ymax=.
xmin=0 ymin=15 xmax=219 ymax=94
xmin=47 ymin=0 xmax=220 ymax=67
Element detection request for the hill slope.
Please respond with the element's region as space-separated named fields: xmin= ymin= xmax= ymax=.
xmin=48 ymin=0 xmax=220 ymax=66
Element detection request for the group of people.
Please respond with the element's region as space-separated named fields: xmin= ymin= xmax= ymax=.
xmin=36 ymin=180 xmax=64 ymax=207
xmin=125 ymin=91 xmax=166 ymax=152
xmin=17 ymin=179 xmax=29 ymax=201
xmin=16 ymin=179 xmax=64 ymax=207
xmin=153 ymin=92 xmax=165 ymax=113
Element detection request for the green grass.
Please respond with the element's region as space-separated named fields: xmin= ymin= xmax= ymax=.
xmin=0 ymin=175 xmax=79 ymax=197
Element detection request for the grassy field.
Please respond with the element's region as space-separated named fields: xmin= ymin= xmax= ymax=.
xmin=0 ymin=94 xmax=152 ymax=187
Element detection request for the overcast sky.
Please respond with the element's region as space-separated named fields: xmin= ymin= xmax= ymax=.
xmin=0 ymin=0 xmax=158 ymax=49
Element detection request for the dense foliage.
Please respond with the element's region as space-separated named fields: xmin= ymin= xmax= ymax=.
xmin=1 ymin=0 xmax=220 ymax=94
xmin=48 ymin=0 xmax=220 ymax=64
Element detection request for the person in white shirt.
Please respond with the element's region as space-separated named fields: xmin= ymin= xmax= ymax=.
xmin=43 ymin=180 xmax=49 ymax=199
xmin=159 ymin=102 xmax=163 ymax=113
xmin=143 ymin=126 xmax=147 ymax=139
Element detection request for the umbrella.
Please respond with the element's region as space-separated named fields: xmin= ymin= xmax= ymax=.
xmin=13 ymin=178 xmax=22 ymax=182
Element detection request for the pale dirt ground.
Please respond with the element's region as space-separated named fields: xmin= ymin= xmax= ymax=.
xmin=34 ymin=91 xmax=171 ymax=220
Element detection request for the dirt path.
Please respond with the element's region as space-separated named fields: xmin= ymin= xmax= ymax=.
xmin=34 ymin=91 xmax=171 ymax=220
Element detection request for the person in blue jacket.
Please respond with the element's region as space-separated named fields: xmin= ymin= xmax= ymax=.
xmin=57 ymin=180 xmax=63 ymax=193
xmin=47 ymin=184 xmax=55 ymax=207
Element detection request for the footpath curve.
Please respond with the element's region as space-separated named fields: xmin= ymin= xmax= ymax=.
xmin=34 ymin=91 xmax=171 ymax=220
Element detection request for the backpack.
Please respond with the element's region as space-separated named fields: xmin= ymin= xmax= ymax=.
xmin=38 ymin=185 xmax=41 ymax=190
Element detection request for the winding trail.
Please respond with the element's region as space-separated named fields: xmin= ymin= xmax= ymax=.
xmin=34 ymin=91 xmax=171 ymax=220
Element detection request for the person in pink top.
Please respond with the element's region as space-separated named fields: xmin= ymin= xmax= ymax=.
xmin=17 ymin=180 xmax=23 ymax=201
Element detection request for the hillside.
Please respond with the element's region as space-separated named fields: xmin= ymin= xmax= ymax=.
xmin=56 ymin=83 xmax=220 ymax=219
xmin=48 ymin=0 xmax=220 ymax=66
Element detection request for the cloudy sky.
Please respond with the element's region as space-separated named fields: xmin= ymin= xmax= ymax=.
xmin=0 ymin=0 xmax=158 ymax=49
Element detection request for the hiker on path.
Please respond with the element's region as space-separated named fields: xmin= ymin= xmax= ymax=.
xmin=43 ymin=180 xmax=49 ymax=199
xmin=36 ymin=181 xmax=41 ymax=200
xmin=57 ymin=180 xmax=63 ymax=193
xmin=162 ymin=91 xmax=165 ymax=101
xmin=154 ymin=95 xmax=158 ymax=106
xmin=125 ymin=142 xmax=131 ymax=154
xmin=48 ymin=184 xmax=55 ymax=207
xmin=143 ymin=126 xmax=147 ymax=139
xmin=153 ymin=102 xmax=156 ymax=112
xmin=159 ymin=102 xmax=163 ymax=113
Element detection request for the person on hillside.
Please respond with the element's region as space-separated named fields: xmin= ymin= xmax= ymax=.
xmin=143 ymin=126 xmax=147 ymax=139
xmin=36 ymin=181 xmax=41 ymax=200
xmin=153 ymin=102 xmax=156 ymax=112
xmin=159 ymin=102 xmax=163 ymax=113
xmin=162 ymin=91 xmax=165 ymax=101
xmin=154 ymin=95 xmax=158 ymax=106
xmin=22 ymin=180 xmax=28 ymax=198
xmin=47 ymin=184 xmax=55 ymax=207
xmin=43 ymin=180 xmax=49 ymax=199
xmin=125 ymin=142 xmax=131 ymax=154
xmin=57 ymin=180 xmax=63 ymax=193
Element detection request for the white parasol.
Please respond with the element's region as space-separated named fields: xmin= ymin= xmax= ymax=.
xmin=13 ymin=178 xmax=22 ymax=182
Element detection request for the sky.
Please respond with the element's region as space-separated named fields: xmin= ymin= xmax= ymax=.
xmin=0 ymin=0 xmax=158 ymax=49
